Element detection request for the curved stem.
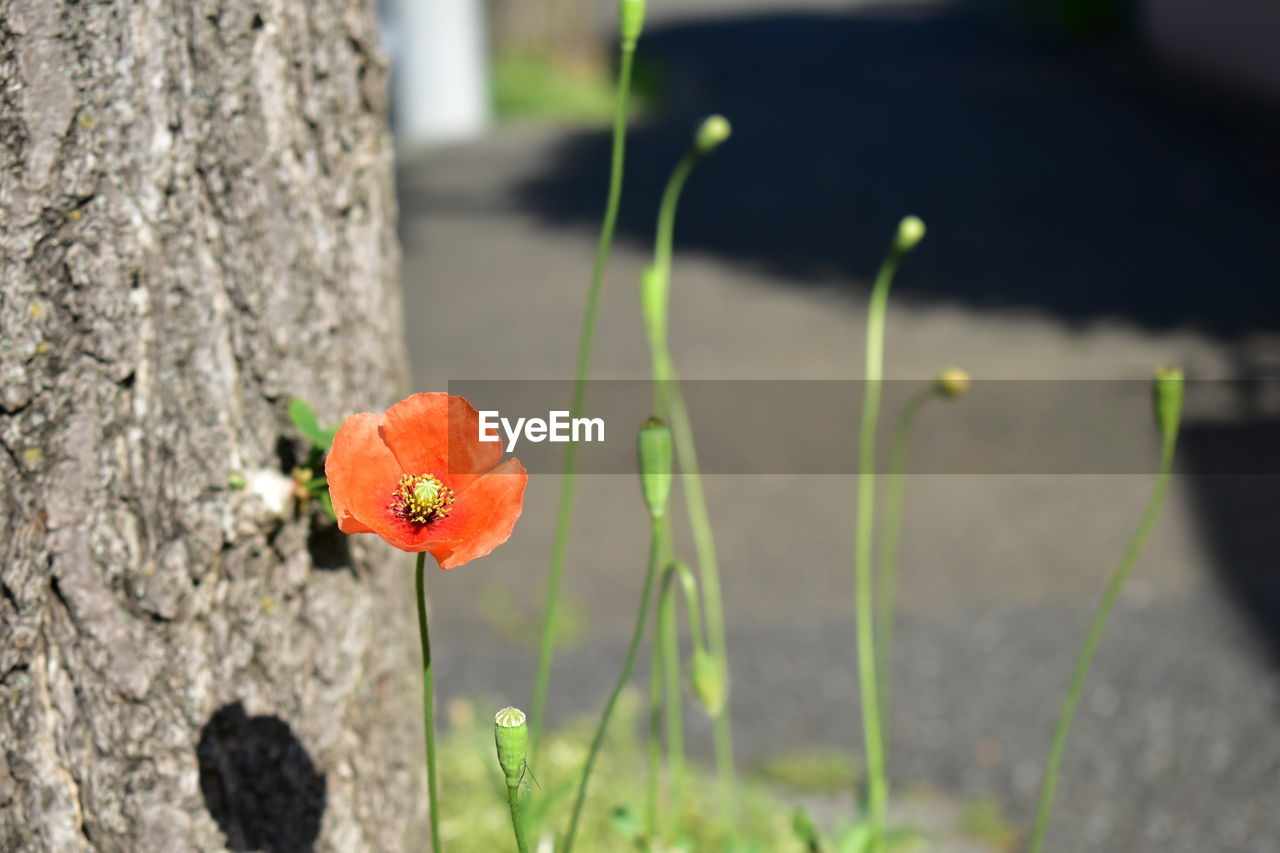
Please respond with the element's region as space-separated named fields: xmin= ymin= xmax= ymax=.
xmin=415 ymin=553 xmax=443 ymax=853
xmin=530 ymin=41 xmax=639 ymax=762
xmin=853 ymin=245 xmax=906 ymax=841
xmin=641 ymin=147 xmax=738 ymax=821
xmin=563 ymin=516 xmax=665 ymax=853
xmin=1028 ymin=422 xmax=1180 ymax=853
xmin=875 ymin=385 xmax=936 ymax=747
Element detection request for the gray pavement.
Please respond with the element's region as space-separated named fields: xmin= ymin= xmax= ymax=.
xmin=394 ymin=1 xmax=1280 ymax=849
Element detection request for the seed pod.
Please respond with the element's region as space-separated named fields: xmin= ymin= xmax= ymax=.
xmin=637 ymin=418 xmax=674 ymax=519
xmin=493 ymin=706 xmax=528 ymax=788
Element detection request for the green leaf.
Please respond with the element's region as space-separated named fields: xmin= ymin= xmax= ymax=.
xmin=289 ymin=398 xmax=336 ymax=450
xmin=321 ymin=490 xmax=336 ymax=521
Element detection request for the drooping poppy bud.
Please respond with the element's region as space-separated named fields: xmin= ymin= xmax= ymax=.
xmin=620 ymin=0 xmax=646 ymax=47
xmin=1153 ymin=366 xmax=1184 ymax=441
xmin=936 ymin=367 xmax=971 ymax=399
xmin=695 ymin=115 xmax=732 ymax=156
xmin=494 ymin=706 xmax=529 ymax=789
xmin=637 ymin=417 xmax=674 ymax=519
xmin=690 ymin=648 xmax=727 ymax=716
xmin=894 ymin=215 xmax=926 ymax=254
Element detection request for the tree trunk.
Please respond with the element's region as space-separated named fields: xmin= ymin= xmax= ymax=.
xmin=491 ymin=0 xmax=604 ymax=75
xmin=0 ymin=1 xmax=419 ymax=850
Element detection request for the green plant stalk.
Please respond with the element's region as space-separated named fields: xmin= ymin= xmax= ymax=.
xmin=875 ymin=385 xmax=936 ymax=742
xmin=646 ymin=603 xmax=664 ymax=844
xmin=659 ymin=571 xmax=685 ymax=831
xmin=415 ymin=553 xmax=443 ymax=853
xmin=563 ymin=515 xmax=665 ymax=853
xmin=1027 ymin=420 xmax=1180 ymax=853
xmin=643 ymin=148 xmax=738 ymax=820
xmin=853 ymin=245 xmax=908 ymax=841
xmin=506 ymin=784 xmax=529 ymax=853
xmin=657 ymin=560 xmax=711 ymax=827
xmin=529 ymin=38 xmax=639 ymax=764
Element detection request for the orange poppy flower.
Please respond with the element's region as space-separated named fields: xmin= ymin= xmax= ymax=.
xmin=325 ymin=393 xmax=527 ymax=568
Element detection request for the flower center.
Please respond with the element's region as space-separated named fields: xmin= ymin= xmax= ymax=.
xmin=390 ymin=473 xmax=455 ymax=525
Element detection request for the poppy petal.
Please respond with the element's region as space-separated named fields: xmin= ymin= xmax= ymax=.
xmin=336 ymin=512 xmax=375 ymax=535
xmin=380 ymin=392 xmax=503 ymax=492
xmin=325 ymin=411 xmax=404 ymax=535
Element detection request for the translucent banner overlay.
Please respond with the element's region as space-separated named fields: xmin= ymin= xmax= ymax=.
xmin=444 ymin=380 xmax=1280 ymax=475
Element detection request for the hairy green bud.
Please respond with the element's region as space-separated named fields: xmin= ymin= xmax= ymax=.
xmin=1153 ymin=365 xmax=1184 ymax=441
xmin=637 ymin=418 xmax=674 ymax=519
xmin=936 ymin=367 xmax=971 ymax=399
xmin=619 ymin=0 xmax=646 ymax=47
xmin=690 ymin=649 xmax=727 ymax=716
xmin=894 ymin=215 xmax=926 ymax=254
xmin=695 ymin=114 xmax=732 ymax=155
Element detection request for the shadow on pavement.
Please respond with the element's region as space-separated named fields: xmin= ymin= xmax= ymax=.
xmin=511 ymin=1 xmax=1280 ymax=338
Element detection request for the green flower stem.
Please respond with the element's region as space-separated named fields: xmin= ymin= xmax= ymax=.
xmin=853 ymin=231 xmax=916 ymax=841
xmin=529 ymin=37 xmax=639 ymax=764
xmin=646 ymin=619 xmax=663 ymax=844
xmin=875 ymin=385 xmax=937 ymax=741
xmin=641 ymin=143 xmax=738 ymax=821
xmin=506 ymin=784 xmax=528 ymax=853
xmin=563 ymin=515 xmax=665 ymax=853
xmin=415 ymin=552 xmax=443 ymax=853
xmin=1028 ymin=411 xmax=1181 ymax=853
xmin=658 ymin=560 xmax=705 ymax=829
xmin=664 ymin=381 xmax=737 ymax=816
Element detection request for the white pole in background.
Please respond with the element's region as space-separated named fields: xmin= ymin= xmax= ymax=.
xmin=385 ymin=0 xmax=491 ymax=149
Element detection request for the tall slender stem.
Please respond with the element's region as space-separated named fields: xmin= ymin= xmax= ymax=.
xmin=563 ymin=516 xmax=665 ymax=853
xmin=853 ymin=239 xmax=910 ymax=841
xmin=415 ymin=552 xmax=443 ymax=853
xmin=664 ymin=378 xmax=736 ymax=815
xmin=506 ymin=783 xmax=529 ymax=853
xmin=1028 ymin=419 xmax=1180 ymax=853
xmin=659 ymin=569 xmax=685 ymax=829
xmin=875 ymin=385 xmax=936 ymax=741
xmin=530 ymin=40 xmax=639 ymax=762
xmin=646 ymin=596 xmax=664 ymax=843
xmin=642 ymin=144 xmax=738 ymax=820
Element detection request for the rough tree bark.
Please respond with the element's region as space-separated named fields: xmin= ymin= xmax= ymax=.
xmin=0 ymin=1 xmax=420 ymax=850
xmin=491 ymin=0 xmax=604 ymax=74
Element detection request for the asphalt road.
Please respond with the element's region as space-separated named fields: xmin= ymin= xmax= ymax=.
xmin=393 ymin=1 xmax=1280 ymax=849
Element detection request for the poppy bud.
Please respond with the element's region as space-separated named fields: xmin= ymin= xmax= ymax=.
xmin=1153 ymin=365 xmax=1184 ymax=440
xmin=493 ymin=706 xmax=529 ymax=788
xmin=619 ymin=0 xmax=646 ymax=47
xmin=894 ymin=215 xmax=926 ymax=254
xmin=936 ymin=367 xmax=971 ymax=399
xmin=694 ymin=115 xmax=732 ymax=156
xmin=637 ymin=417 xmax=674 ymax=519
xmin=690 ymin=648 xmax=727 ymax=716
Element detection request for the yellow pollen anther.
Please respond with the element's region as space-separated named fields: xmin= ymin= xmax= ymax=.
xmin=391 ymin=473 xmax=455 ymax=525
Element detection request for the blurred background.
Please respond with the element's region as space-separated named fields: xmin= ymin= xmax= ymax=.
xmin=385 ymin=0 xmax=1278 ymax=849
